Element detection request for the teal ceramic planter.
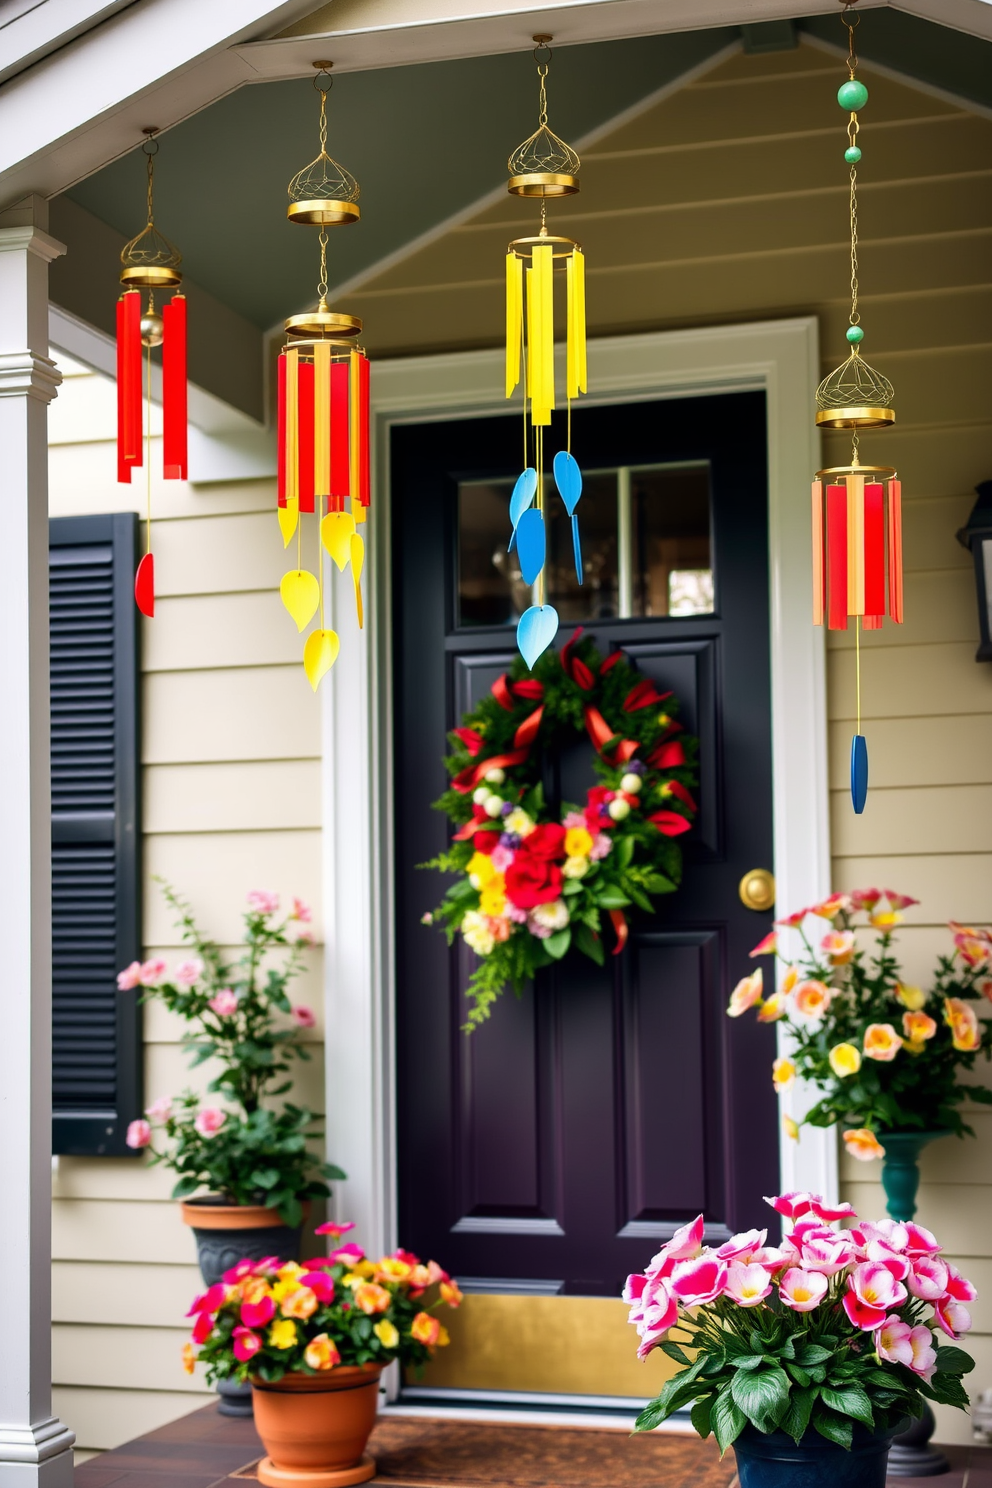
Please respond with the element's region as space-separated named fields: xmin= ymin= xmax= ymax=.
xmin=877 ymin=1130 xmax=951 ymax=1222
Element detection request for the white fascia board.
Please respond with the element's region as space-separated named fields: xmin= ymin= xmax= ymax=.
xmin=0 ymin=1 xmax=131 ymax=86
xmin=236 ymin=0 xmax=890 ymax=80
xmin=49 ymin=303 xmax=275 ymax=484
xmin=0 ymin=0 xmax=322 ymax=206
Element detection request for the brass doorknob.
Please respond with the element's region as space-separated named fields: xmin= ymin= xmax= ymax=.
xmin=739 ymin=868 xmax=775 ymax=912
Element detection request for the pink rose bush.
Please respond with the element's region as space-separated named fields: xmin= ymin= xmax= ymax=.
xmin=727 ymin=891 xmax=992 ymax=1151
xmin=117 ymin=882 xmax=340 ymax=1226
xmin=628 ymin=1193 xmax=975 ymax=1452
xmin=181 ymin=1232 xmax=459 ymax=1384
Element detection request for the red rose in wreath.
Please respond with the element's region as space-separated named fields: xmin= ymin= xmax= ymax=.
xmin=505 ymin=853 xmax=563 ymax=909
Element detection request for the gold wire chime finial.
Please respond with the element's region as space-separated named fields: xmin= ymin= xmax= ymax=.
xmin=811 ymin=2 xmax=903 ymax=815
xmin=504 ymin=36 xmax=588 ymax=671
xmin=116 ymin=127 xmax=188 ymax=620
xmin=276 ymin=63 xmax=371 ymax=691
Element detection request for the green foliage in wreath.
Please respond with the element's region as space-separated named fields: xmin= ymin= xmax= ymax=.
xmin=421 ymin=631 xmax=699 ymax=1029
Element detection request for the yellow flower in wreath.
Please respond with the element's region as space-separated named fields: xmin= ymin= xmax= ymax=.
xmin=564 ymin=826 xmax=593 ymax=859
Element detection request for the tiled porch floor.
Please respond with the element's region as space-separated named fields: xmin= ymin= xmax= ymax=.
xmin=73 ymin=1401 xmax=992 ymax=1488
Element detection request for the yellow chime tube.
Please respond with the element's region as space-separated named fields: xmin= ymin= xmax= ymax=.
xmin=504 ymin=245 xmax=586 ymax=415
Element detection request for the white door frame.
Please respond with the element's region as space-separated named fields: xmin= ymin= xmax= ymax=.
xmin=321 ymin=315 xmax=836 ymax=1270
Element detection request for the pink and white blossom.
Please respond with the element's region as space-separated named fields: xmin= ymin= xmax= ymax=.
xmin=850 ymin=1261 xmax=908 ymax=1312
xmin=292 ymin=1005 xmax=316 ymax=1028
xmin=842 ymin=1289 xmax=888 ymax=1332
xmin=934 ymin=1296 xmax=973 ymax=1339
xmin=490 ymin=845 xmax=515 ymax=873
xmin=908 ymin=1257 xmax=949 ymax=1301
xmin=291 ymin=897 xmax=312 ymax=922
xmin=209 ymin=989 xmax=239 ymax=1017
xmin=866 ymin=1240 xmax=911 ymax=1282
xmin=139 ymin=958 xmax=168 ymax=987
xmin=716 ymin=1229 xmax=767 ymax=1261
xmin=145 ymin=1096 xmax=173 ymax=1123
xmin=117 ymin=961 xmax=143 ymax=991
xmin=943 ymin=1264 xmax=977 ymax=1303
xmin=725 ymin=1263 xmax=773 ymax=1307
xmin=798 ymin=1235 xmax=857 ymax=1276
xmin=194 ymin=1107 xmax=226 ymax=1137
xmin=174 ymin=958 xmax=204 ymax=987
xmin=247 ymin=890 xmax=280 ymax=916
xmin=126 ymin=1118 xmax=152 ymax=1149
xmin=778 ymin=1268 xmax=828 ymax=1312
xmin=646 ymin=1216 xmax=705 ymax=1280
xmin=874 ymin=1317 xmax=914 ymax=1366
xmin=588 ymin=834 xmax=613 ymax=861
xmin=670 ymin=1255 xmax=729 ymax=1308
xmin=765 ymin=1192 xmax=816 ymax=1222
xmin=903 ymin=1223 xmax=941 ymax=1257
xmin=907 ymin=1325 xmax=938 ymax=1381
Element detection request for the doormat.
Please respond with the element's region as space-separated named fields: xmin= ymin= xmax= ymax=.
xmin=235 ymin=1417 xmax=738 ymax=1488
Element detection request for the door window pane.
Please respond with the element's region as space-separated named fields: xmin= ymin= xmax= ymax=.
xmin=631 ymin=465 xmax=713 ymax=618
xmin=456 ymin=461 xmax=713 ymax=627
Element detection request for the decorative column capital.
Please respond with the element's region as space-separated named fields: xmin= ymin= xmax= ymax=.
xmin=0 ymin=226 xmax=65 ymax=264
xmin=0 ymin=351 xmax=61 ymax=404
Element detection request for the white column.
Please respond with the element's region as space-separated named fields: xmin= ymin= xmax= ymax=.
xmin=0 ymin=194 xmax=75 ymax=1488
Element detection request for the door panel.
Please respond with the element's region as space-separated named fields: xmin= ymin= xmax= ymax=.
xmin=393 ymin=390 xmax=778 ymax=1298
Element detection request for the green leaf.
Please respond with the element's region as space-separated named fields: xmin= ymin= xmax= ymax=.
xmin=633 ymin=1398 xmax=672 ymax=1434
xmin=574 ymin=921 xmax=605 ymax=967
xmin=785 ymin=1363 xmax=811 ymax=1388
xmin=544 ymin=928 xmax=571 ymax=960
xmin=660 ymin=1340 xmax=692 ymax=1366
xmin=712 ymin=1388 xmax=747 ymax=1454
xmin=926 ymin=1372 xmax=971 ymax=1410
xmin=819 ymin=1385 xmax=873 ymax=1428
xmin=935 ymin=1347 xmax=975 ymax=1376
xmin=690 ymin=1397 xmax=713 ymax=1439
xmin=562 ymin=878 xmax=583 ymax=897
xmin=813 ymin=1408 xmax=852 ymax=1450
xmin=615 ymin=836 xmax=635 ymax=870
xmin=596 ymin=889 xmax=632 ymax=909
xmin=735 ymin=1355 xmax=769 ymax=1373
xmin=730 ymin=1365 xmax=790 ymax=1434
xmin=780 ymin=1386 xmax=816 ymax=1445
xmin=794 ymin=1344 xmax=832 ymax=1367
xmin=171 ymin=1176 xmax=200 ymax=1198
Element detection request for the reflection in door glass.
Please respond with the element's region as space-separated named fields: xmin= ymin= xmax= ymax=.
xmin=457 ymin=461 xmax=713 ymax=627
xmin=631 ymin=465 xmax=713 ymax=618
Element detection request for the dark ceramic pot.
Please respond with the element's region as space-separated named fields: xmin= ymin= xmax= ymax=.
xmin=182 ymin=1199 xmax=307 ymax=1418
xmin=732 ymin=1423 xmax=905 ymax=1488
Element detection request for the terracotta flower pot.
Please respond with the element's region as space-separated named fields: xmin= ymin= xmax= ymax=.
xmin=252 ymin=1368 xmax=382 ymax=1488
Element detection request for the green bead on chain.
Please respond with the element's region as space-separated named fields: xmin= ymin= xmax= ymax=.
xmin=838 ymin=79 xmax=869 ymax=111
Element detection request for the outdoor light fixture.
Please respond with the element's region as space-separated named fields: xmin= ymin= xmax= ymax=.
xmin=276 ymin=63 xmax=371 ymax=691
xmin=116 ymin=128 xmax=188 ymax=617
xmin=504 ymin=35 xmax=588 ymax=669
xmin=810 ymin=0 xmax=903 ymax=815
xmin=956 ymin=481 xmax=992 ymax=663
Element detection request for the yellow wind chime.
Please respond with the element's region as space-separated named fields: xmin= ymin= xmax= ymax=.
xmin=504 ymin=37 xmax=587 ymax=669
xmin=277 ymin=63 xmax=371 ymax=691
xmin=811 ymin=0 xmax=903 ymax=814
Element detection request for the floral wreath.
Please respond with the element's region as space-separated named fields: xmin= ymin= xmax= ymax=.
xmin=422 ymin=630 xmax=699 ymax=1029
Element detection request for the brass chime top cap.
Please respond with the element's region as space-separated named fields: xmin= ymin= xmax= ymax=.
xmin=120 ymin=220 xmax=183 ymax=289
xmin=508 ymin=171 xmax=579 ymax=197
xmin=284 ymin=306 xmax=362 ymax=337
xmin=815 ymin=350 xmax=895 ymax=430
xmin=287 ymin=197 xmax=360 ymax=226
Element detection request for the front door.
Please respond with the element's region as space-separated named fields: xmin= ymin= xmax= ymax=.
xmin=392 ymin=390 xmax=778 ymax=1297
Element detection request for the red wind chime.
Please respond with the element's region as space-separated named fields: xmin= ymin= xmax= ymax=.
xmin=812 ymin=3 xmax=902 ymax=814
xmin=116 ymin=129 xmax=187 ymax=617
xmin=276 ymin=65 xmax=371 ymax=691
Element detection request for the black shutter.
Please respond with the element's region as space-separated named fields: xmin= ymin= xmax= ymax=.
xmin=50 ymin=513 xmax=142 ymax=1156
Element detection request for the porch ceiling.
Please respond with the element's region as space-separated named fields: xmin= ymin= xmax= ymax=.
xmin=58 ymin=9 xmax=992 ymax=339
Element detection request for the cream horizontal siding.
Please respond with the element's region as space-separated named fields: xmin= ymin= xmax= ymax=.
xmin=346 ymin=37 xmax=992 ymax=1425
xmin=48 ymin=355 xmax=327 ymax=1449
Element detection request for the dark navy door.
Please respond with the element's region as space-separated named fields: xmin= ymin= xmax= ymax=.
xmin=392 ymin=391 xmax=777 ymax=1295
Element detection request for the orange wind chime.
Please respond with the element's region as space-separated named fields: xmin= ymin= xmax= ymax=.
xmin=812 ymin=0 xmax=902 ymax=814
xmin=277 ymin=64 xmax=371 ymax=692
xmin=116 ymin=129 xmax=187 ymax=616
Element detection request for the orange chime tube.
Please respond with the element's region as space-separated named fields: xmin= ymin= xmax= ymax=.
xmin=812 ymin=475 xmax=903 ymax=631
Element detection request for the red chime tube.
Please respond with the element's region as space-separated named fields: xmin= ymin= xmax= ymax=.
xmin=162 ymin=295 xmax=187 ymax=480
xmin=116 ymin=292 xmax=142 ymax=484
xmin=297 ymin=358 xmax=315 ymax=514
xmin=276 ymin=353 xmax=287 ymax=507
xmin=862 ymin=482 xmax=885 ymax=627
xmin=330 ymin=359 xmax=349 ymax=510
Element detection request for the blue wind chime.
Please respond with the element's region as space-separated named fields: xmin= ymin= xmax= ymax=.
xmin=504 ymin=37 xmax=587 ymax=669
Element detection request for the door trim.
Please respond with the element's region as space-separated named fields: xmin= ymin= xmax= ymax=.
xmin=321 ymin=315 xmax=835 ymax=1278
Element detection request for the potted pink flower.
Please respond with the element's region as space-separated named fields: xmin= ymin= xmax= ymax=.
xmin=626 ymin=1192 xmax=976 ymax=1487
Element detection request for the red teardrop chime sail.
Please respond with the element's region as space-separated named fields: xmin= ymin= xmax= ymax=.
xmin=115 ymin=129 xmax=188 ymax=616
xmin=277 ymin=62 xmax=370 ymax=690
xmin=811 ymin=6 xmax=902 ymax=813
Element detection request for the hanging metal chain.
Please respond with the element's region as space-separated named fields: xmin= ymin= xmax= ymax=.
xmin=141 ymin=129 xmax=159 ymax=226
xmin=533 ymin=36 xmax=552 ymax=126
xmin=318 ymin=227 xmax=328 ymax=300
